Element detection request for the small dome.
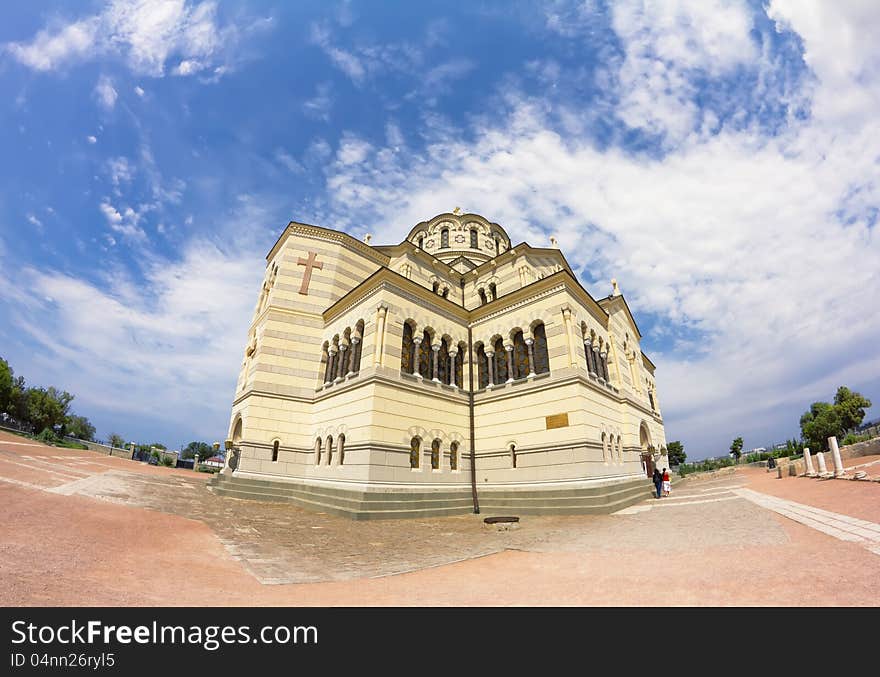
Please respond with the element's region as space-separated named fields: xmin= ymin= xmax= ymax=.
xmin=406 ymin=213 xmax=511 ymax=266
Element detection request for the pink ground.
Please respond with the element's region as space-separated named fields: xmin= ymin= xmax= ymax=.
xmin=1 ymin=430 xmax=877 ymax=606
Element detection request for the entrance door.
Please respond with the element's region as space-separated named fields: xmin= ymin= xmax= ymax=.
xmin=641 ymin=453 xmax=654 ymax=478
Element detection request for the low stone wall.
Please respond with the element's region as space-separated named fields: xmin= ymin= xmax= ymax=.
xmin=67 ymin=438 xmax=133 ymax=460
xmin=680 ymin=466 xmax=738 ymax=482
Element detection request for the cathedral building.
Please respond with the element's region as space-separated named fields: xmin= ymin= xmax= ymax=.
xmin=215 ymin=211 xmax=667 ymax=518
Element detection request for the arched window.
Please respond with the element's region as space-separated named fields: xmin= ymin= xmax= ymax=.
xmin=648 ymin=389 xmax=655 ymax=410
xmin=476 ymin=344 xmax=489 ymax=389
xmin=513 ymin=330 xmax=529 ymax=379
xmin=326 ymin=436 xmax=334 ymax=465
xmin=532 ymin=323 xmax=550 ymax=375
xmin=478 ymin=288 xmax=487 ymax=305
xmin=493 ymin=337 xmax=508 ymax=385
xmin=450 ymin=441 xmax=459 ymax=471
xmin=410 ymin=436 xmax=421 ymax=469
xmin=418 ymin=236 xmax=424 ymax=249
xmin=601 ymin=432 xmax=608 ymax=463
xmin=488 ymin=282 xmax=497 ymax=300
xmin=438 ymin=338 xmax=450 ymax=385
xmin=431 ymin=439 xmax=441 ymax=470
xmin=418 ymin=331 xmax=432 ymax=378
xmin=441 ymin=287 xmax=449 ymax=298
xmin=470 ymin=229 xmax=478 ymax=248
xmin=321 ymin=341 xmax=331 ymax=384
xmin=455 ymin=344 xmax=465 ymax=388
xmin=272 ymin=440 xmax=279 ymax=462
xmin=510 ymin=443 xmax=517 ymax=469
xmin=440 ymin=228 xmax=449 ymax=248
xmin=432 ymin=280 xmax=440 ymax=293
xmin=401 ymin=322 xmax=415 ymax=374
xmin=338 ymin=434 xmax=345 ymax=466
xmin=314 ymin=437 xmax=322 ymax=465
xmin=494 ymin=237 xmax=500 ymax=255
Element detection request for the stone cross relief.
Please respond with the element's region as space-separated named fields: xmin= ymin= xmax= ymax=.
xmin=297 ymin=251 xmax=323 ymax=295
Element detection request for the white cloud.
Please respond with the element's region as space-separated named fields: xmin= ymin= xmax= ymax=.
xmin=94 ymin=74 xmax=118 ymax=110
xmin=604 ymin=0 xmax=759 ymax=143
xmin=4 ymin=17 xmax=99 ymax=71
xmin=134 ymin=85 xmax=145 ymax=96
xmin=5 ymin=0 xmax=266 ymax=79
xmin=99 ymin=199 xmax=148 ymax=241
xmin=274 ymin=148 xmax=304 ymax=174
xmin=26 ymin=214 xmax=44 ymax=232
xmin=302 ymin=81 xmax=334 ymax=121
xmin=310 ymin=22 xmax=365 ymax=83
xmin=87 ymin=135 xmax=98 ymax=144
xmin=106 ymin=156 xmax=134 ymax=187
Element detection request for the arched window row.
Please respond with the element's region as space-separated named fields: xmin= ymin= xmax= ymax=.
xmin=401 ymin=323 xmax=466 ymax=388
xmin=321 ymin=320 xmax=365 ymax=386
xmin=581 ymin=323 xmax=610 ymax=383
xmin=475 ymin=322 xmax=549 ymax=389
xmin=314 ymin=434 xmax=346 ymax=466
xmin=476 ymin=281 xmax=499 ymax=306
xmin=601 ymin=429 xmax=625 ymax=464
xmin=430 ymin=278 xmax=451 ymax=298
xmin=409 ymin=436 xmax=461 ymax=471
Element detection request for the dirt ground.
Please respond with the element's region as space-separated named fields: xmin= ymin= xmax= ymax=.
xmin=1 ymin=430 xmax=878 ymax=606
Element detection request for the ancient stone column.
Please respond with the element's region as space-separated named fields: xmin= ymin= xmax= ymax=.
xmin=815 ymin=450 xmax=828 ymax=475
xmin=593 ymin=347 xmax=601 ymax=379
xmin=432 ymin=344 xmax=440 ymax=382
xmin=412 ymin=337 xmax=422 ymax=379
xmin=525 ymin=338 xmax=536 ymax=378
xmin=505 ymin=344 xmax=515 ymax=383
xmin=485 ymin=350 xmax=495 ymax=389
xmin=803 ymin=447 xmax=815 ymax=476
xmin=828 ymin=436 xmax=845 ymax=476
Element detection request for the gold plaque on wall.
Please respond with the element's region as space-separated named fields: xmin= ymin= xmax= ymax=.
xmin=545 ymin=413 xmax=569 ymax=429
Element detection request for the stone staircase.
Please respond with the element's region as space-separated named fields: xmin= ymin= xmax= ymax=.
xmin=208 ymin=472 xmax=671 ymax=520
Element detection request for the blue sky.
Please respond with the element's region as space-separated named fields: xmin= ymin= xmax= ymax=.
xmin=1 ymin=1 xmax=878 ymax=460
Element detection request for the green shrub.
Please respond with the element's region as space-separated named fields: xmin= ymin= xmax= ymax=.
xmin=198 ymin=464 xmax=218 ymax=473
xmin=36 ymin=428 xmax=59 ymax=445
xmin=161 ymin=456 xmax=174 ymax=467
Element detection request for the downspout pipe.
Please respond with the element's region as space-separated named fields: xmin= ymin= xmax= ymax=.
xmin=463 ymin=278 xmax=480 ymax=514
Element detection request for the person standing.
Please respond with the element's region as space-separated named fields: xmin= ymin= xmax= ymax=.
xmin=662 ymin=467 xmax=671 ymax=497
xmin=652 ymin=467 xmax=662 ymax=498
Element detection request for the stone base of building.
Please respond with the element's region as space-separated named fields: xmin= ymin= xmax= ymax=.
xmin=208 ymin=472 xmax=657 ymax=519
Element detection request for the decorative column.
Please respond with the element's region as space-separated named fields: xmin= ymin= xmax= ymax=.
xmin=600 ymin=350 xmax=609 ymax=382
xmin=412 ymin=337 xmax=423 ymax=379
xmin=432 ymin=343 xmax=441 ymax=382
xmin=585 ymin=341 xmax=596 ymax=376
xmin=373 ymin=305 xmax=388 ymax=367
xmin=335 ymin=344 xmax=347 ymax=382
xmin=326 ymin=348 xmax=337 ymax=386
xmin=593 ymin=346 xmax=602 ymax=380
xmin=815 ymin=450 xmax=828 ymax=475
xmin=562 ymin=308 xmax=577 ymax=367
xmin=525 ymin=338 xmax=536 ymax=378
xmin=347 ymin=337 xmax=359 ymax=376
xmin=505 ymin=344 xmax=515 ymax=383
xmin=321 ymin=344 xmax=330 ymax=385
xmin=449 ymin=350 xmax=458 ymax=388
xmin=485 ymin=350 xmax=495 ymax=389
xmin=828 ymin=436 xmax=845 ymax=476
xmin=803 ymin=447 xmax=815 ymax=476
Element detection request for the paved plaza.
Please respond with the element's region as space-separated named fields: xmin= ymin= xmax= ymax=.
xmin=1 ymin=429 xmax=878 ymax=606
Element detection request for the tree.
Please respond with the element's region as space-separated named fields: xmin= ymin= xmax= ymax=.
xmin=666 ymin=441 xmax=686 ymax=466
xmin=729 ymin=436 xmax=744 ymax=461
xmin=24 ymin=387 xmax=74 ymax=433
xmin=65 ymin=415 xmax=96 ymax=441
xmin=0 ymin=357 xmax=13 ymax=414
xmin=833 ymin=386 xmax=872 ymax=433
xmin=182 ymin=441 xmax=212 ymax=460
xmin=108 ymin=433 xmax=126 ymax=449
xmin=800 ymin=401 xmax=843 ymax=452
